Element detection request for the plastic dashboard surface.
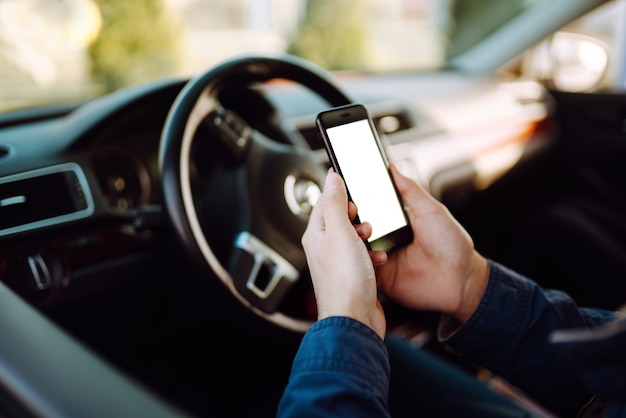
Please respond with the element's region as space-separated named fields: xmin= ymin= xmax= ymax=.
xmin=0 ymin=71 xmax=552 ymax=307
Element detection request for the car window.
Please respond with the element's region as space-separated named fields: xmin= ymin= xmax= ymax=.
xmin=561 ymin=0 xmax=626 ymax=90
xmin=0 ymin=0 xmax=571 ymax=113
xmin=516 ymin=0 xmax=624 ymax=92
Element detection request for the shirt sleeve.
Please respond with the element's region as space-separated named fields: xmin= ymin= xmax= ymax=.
xmin=277 ymin=316 xmax=391 ymax=418
xmin=440 ymin=260 xmax=619 ymax=417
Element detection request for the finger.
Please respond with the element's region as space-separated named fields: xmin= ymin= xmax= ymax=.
xmin=348 ymin=201 xmax=358 ymax=222
xmin=390 ymin=163 xmax=437 ymax=210
xmin=354 ymin=222 xmax=372 ymax=241
xmin=319 ymin=171 xmax=352 ymax=232
xmin=303 ymin=171 xmax=342 ymax=240
xmin=370 ymin=250 xmax=387 ymax=266
xmin=304 ymin=184 xmax=328 ymax=234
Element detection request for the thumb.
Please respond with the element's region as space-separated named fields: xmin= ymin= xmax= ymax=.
xmin=319 ymin=171 xmax=352 ymax=232
xmin=390 ymin=163 xmax=437 ymax=210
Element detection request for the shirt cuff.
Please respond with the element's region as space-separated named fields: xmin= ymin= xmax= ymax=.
xmin=294 ymin=316 xmax=390 ymax=385
xmin=437 ymin=260 xmax=535 ymax=359
xmin=279 ymin=316 xmax=391 ymax=418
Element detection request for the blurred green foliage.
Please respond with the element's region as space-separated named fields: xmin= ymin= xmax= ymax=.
xmin=89 ymin=0 xmax=179 ymax=92
xmin=288 ymin=0 xmax=367 ymax=71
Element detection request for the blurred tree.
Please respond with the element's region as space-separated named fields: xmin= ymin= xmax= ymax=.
xmin=89 ymin=0 xmax=179 ymax=92
xmin=288 ymin=0 xmax=367 ymax=71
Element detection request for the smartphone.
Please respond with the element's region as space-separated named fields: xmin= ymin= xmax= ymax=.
xmin=316 ymin=104 xmax=413 ymax=252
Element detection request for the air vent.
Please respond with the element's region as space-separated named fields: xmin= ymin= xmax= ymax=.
xmin=298 ymin=125 xmax=324 ymax=150
xmin=372 ymin=110 xmax=414 ymax=135
xmin=0 ymin=163 xmax=94 ymax=236
xmin=296 ymin=109 xmax=415 ymax=151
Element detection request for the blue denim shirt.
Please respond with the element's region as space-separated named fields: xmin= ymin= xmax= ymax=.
xmin=443 ymin=262 xmax=625 ymax=417
xmin=277 ymin=316 xmax=391 ymax=418
xmin=278 ymin=261 xmax=626 ymax=417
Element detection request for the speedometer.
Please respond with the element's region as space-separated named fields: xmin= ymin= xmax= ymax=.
xmin=92 ymin=150 xmax=151 ymax=211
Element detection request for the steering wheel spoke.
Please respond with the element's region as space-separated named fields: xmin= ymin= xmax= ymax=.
xmin=229 ymin=232 xmax=299 ymax=313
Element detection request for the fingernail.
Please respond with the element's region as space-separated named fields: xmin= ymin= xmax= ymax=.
xmin=324 ymin=171 xmax=341 ymax=190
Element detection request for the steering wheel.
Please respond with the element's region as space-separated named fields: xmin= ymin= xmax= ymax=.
xmin=159 ymin=54 xmax=355 ymax=332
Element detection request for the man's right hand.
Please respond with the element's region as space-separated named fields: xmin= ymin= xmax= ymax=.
xmin=376 ymin=165 xmax=489 ymax=326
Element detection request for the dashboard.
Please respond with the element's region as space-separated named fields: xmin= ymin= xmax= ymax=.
xmin=0 ymin=70 xmax=553 ymax=311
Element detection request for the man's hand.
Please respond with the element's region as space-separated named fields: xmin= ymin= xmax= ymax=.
xmin=376 ymin=165 xmax=489 ymax=325
xmin=301 ymin=171 xmax=387 ymax=339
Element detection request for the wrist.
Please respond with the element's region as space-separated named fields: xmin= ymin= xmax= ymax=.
xmin=317 ymin=305 xmax=386 ymax=340
xmin=453 ymin=252 xmax=489 ymax=325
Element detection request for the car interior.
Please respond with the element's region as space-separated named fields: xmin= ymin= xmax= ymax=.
xmin=0 ymin=0 xmax=624 ymax=417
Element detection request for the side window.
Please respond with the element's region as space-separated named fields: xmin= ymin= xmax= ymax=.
xmin=522 ymin=0 xmax=625 ymax=92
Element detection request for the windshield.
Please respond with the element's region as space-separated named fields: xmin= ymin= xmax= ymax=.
xmin=0 ymin=0 xmax=531 ymax=113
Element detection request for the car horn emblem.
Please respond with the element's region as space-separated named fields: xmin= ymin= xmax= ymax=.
xmin=284 ymin=175 xmax=321 ymax=216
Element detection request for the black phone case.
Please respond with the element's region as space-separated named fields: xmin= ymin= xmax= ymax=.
xmin=316 ymin=104 xmax=413 ymax=252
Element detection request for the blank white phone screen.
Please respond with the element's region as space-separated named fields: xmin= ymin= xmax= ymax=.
xmin=326 ymin=119 xmax=407 ymax=241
